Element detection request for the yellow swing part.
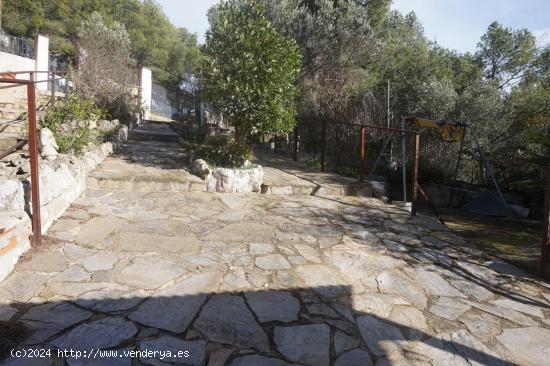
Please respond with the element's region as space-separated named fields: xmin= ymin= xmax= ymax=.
xmin=409 ymin=117 xmax=466 ymax=143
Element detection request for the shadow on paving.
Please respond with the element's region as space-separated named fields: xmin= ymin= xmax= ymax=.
xmin=255 ymin=150 xmax=363 ymax=187
xmin=113 ymin=141 xmax=191 ymax=171
xmin=2 ymin=183 xmax=549 ymax=365
xmin=0 ymin=286 xmax=519 ymax=366
xmin=317 ymin=195 xmax=550 ymax=309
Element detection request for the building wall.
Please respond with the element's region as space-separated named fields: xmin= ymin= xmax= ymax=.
xmin=0 ymin=51 xmax=35 ymax=79
xmin=140 ymin=67 xmax=152 ymax=120
xmin=0 ymin=35 xmax=49 ymax=90
xmin=35 ymin=35 xmax=49 ymax=91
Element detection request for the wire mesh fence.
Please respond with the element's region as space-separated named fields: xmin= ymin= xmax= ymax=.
xmin=0 ymin=30 xmax=34 ymax=59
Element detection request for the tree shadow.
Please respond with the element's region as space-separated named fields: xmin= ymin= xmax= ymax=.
xmin=112 ymin=140 xmax=192 ymax=171
xmin=313 ymin=194 xmax=550 ymax=310
xmin=255 ymin=150 xmax=365 ymax=187
xmin=0 ymin=285 xmax=521 ymax=366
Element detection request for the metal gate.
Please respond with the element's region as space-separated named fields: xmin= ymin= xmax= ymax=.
xmin=151 ymin=83 xmax=174 ymax=119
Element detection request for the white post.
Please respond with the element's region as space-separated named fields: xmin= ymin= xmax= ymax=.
xmin=34 ymin=35 xmax=49 ymax=91
xmin=139 ymin=67 xmax=152 ymax=120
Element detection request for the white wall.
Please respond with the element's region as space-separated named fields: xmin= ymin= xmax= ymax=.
xmin=34 ymin=35 xmax=49 ymax=91
xmin=0 ymin=51 xmax=35 ymax=80
xmin=0 ymin=34 xmax=50 ymax=89
xmin=140 ymin=67 xmax=152 ymax=120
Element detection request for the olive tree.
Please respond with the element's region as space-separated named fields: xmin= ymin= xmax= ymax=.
xmin=74 ymin=12 xmax=139 ymax=121
xmin=199 ymin=0 xmax=301 ymax=144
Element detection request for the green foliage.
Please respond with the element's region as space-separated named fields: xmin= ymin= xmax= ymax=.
xmin=476 ymin=22 xmax=537 ymax=89
xmin=201 ymin=135 xmax=255 ymax=168
xmin=184 ymin=135 xmax=254 ymax=168
xmin=40 ymin=95 xmax=106 ymax=155
xmin=74 ymin=13 xmax=139 ymax=122
xmin=1 ymin=0 xmax=201 ymax=90
xmin=6 ymin=0 xmax=548 ymax=211
xmin=265 ymin=0 xmax=382 ymax=122
xmin=99 ymin=128 xmax=117 ymax=143
xmin=200 ymin=0 xmax=302 ymax=143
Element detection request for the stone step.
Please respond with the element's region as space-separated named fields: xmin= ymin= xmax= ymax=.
xmin=0 ymin=102 xmax=17 ymax=109
xmin=86 ymin=174 xmax=205 ymax=192
xmin=128 ymin=129 xmax=179 ymax=143
xmin=260 ymin=181 xmax=374 ymax=197
xmin=0 ymin=135 xmax=25 ymax=151
xmin=0 ymin=109 xmax=27 ymax=121
xmin=0 ymin=123 xmax=26 ymax=135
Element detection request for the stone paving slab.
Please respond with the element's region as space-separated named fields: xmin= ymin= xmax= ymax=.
xmin=87 ymin=140 xmax=204 ymax=192
xmin=1 ymin=144 xmax=550 ymax=365
xmin=256 ymin=151 xmax=375 ymax=197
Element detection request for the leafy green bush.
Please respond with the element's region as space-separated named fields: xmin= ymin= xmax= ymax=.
xmin=187 ymin=135 xmax=254 ymax=168
xmin=200 ymin=0 xmax=301 ymax=143
xmin=202 ymin=135 xmax=254 ymax=168
xmin=40 ymin=94 xmax=106 ymax=155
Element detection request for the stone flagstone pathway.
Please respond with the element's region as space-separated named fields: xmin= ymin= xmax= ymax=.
xmin=0 ymin=140 xmax=550 ymax=366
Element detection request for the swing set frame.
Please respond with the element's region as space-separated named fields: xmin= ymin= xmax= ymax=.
xmin=409 ymin=117 xmax=512 ymax=217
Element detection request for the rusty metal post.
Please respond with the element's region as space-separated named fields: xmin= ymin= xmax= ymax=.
xmin=50 ymin=72 xmax=56 ymax=108
xmin=293 ymin=126 xmax=299 ymax=161
xmin=411 ymin=133 xmax=420 ymax=216
xmin=321 ymin=120 xmax=326 ymax=171
xmin=359 ymin=126 xmax=366 ymax=182
xmin=27 ymin=83 xmax=41 ymax=245
xmin=539 ymin=167 xmax=550 ymax=276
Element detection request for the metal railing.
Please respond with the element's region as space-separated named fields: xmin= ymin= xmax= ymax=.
xmin=151 ymin=82 xmax=175 ymax=119
xmin=293 ymin=120 xmax=433 ymax=218
xmin=0 ymin=70 xmax=68 ymax=245
xmin=539 ymin=167 xmax=550 ymax=277
xmin=0 ymin=31 xmax=34 ymax=59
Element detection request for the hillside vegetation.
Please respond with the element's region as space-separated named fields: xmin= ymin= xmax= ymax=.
xmin=1 ymin=0 xmax=201 ymax=89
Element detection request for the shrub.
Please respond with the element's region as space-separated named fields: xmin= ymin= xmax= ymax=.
xmin=74 ymin=12 xmax=139 ymax=123
xmin=188 ymin=135 xmax=254 ymax=168
xmin=203 ymin=135 xmax=255 ymax=168
xmin=200 ymin=0 xmax=301 ymax=144
xmin=40 ymin=94 xmax=106 ymax=155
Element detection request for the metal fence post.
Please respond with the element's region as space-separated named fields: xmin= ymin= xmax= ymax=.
xmin=50 ymin=72 xmax=56 ymax=108
xmin=359 ymin=126 xmax=366 ymax=182
xmin=411 ymin=133 xmax=420 ymax=216
xmin=321 ymin=120 xmax=326 ymax=171
xmin=293 ymin=126 xmax=299 ymax=161
xmin=539 ymin=167 xmax=550 ymax=276
xmin=27 ymin=82 xmax=41 ymax=245
xmin=401 ymin=117 xmax=407 ymax=204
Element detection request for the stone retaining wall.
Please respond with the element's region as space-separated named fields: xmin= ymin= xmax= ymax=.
xmin=0 ymin=125 xmax=128 ymax=282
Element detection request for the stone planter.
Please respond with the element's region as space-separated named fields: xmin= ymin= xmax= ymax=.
xmin=193 ymin=159 xmax=263 ymax=193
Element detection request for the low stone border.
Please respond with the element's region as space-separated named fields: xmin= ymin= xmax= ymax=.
xmin=0 ymin=125 xmax=128 ymax=282
xmin=193 ymin=159 xmax=263 ymax=193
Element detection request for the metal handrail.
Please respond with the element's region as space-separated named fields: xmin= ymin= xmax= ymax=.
xmin=0 ymin=76 xmax=45 ymax=244
xmin=326 ymin=120 xmax=418 ymax=135
xmin=539 ymin=167 xmax=550 ymax=277
xmin=0 ymin=71 xmax=69 ymax=90
xmin=0 ymin=70 xmax=68 ymax=75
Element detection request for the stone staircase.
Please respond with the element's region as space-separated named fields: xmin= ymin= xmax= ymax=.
xmin=128 ymin=120 xmax=180 ymax=143
xmin=86 ymin=121 xmax=205 ymax=192
xmin=0 ymin=86 xmax=52 ymax=152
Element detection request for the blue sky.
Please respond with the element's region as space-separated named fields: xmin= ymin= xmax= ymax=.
xmin=157 ymin=0 xmax=550 ymax=53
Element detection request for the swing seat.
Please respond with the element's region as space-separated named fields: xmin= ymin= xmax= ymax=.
xmin=411 ymin=118 xmax=465 ymax=142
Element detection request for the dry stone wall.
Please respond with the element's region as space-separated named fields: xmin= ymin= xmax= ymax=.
xmin=0 ymin=124 xmax=128 ymax=282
